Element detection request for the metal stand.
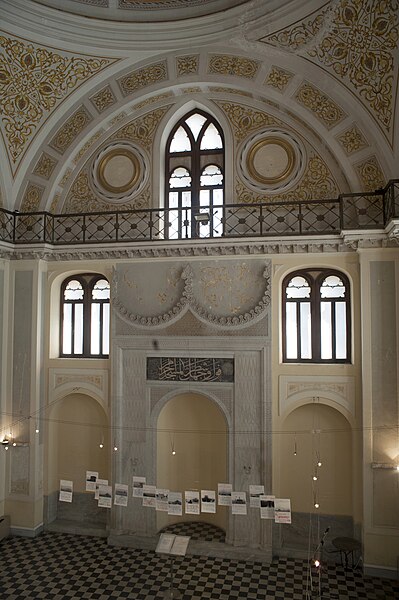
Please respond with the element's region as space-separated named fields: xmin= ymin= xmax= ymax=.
xmin=162 ymin=555 xmax=182 ymax=599
xmin=305 ymin=528 xmax=337 ymax=600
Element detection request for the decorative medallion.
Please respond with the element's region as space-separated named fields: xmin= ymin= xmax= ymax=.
xmin=91 ymin=142 xmax=147 ymax=202
xmin=336 ymin=125 xmax=369 ymax=155
xmin=265 ymin=66 xmax=294 ymax=91
xmin=90 ymin=85 xmax=117 ymax=113
xmin=354 ymin=155 xmax=385 ymax=191
xmin=238 ymin=129 xmax=306 ymax=193
xmin=176 ymin=55 xmax=199 ymax=76
xmin=32 ymin=152 xmax=58 ymax=180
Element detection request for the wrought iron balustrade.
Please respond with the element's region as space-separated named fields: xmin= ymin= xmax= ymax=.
xmin=0 ymin=180 xmax=397 ymax=247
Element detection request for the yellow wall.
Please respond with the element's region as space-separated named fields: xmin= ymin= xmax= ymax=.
xmin=156 ymin=392 xmax=228 ymax=531
xmin=47 ymin=392 xmax=109 ymax=494
xmin=279 ymin=404 xmax=353 ymax=515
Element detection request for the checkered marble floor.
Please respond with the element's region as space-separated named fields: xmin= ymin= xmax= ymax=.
xmin=0 ymin=532 xmax=397 ymax=599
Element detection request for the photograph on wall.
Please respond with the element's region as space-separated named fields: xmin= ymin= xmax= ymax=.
xmin=95 ymin=479 xmax=108 ymax=500
xmin=59 ymin=479 xmax=73 ymax=503
xmin=168 ymin=491 xmax=183 ymax=516
xmin=114 ymin=483 xmax=129 ymax=507
xmin=218 ymin=483 xmax=232 ymax=506
xmin=156 ymin=488 xmax=169 ymax=512
xmin=98 ymin=484 xmax=112 ymax=508
xmin=142 ymin=484 xmax=156 ymax=507
xmin=274 ymin=498 xmax=292 ymax=524
xmin=85 ymin=470 xmax=98 ymax=492
xmin=132 ymin=476 xmax=146 ymax=498
xmin=249 ymin=485 xmax=265 ymax=508
xmin=231 ymin=491 xmax=247 ymax=515
xmin=185 ymin=490 xmax=200 ymax=515
xmin=260 ymin=495 xmax=275 ymax=519
xmin=201 ymin=490 xmax=216 ymax=513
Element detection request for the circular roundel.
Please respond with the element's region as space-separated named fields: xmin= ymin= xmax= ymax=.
xmin=91 ymin=142 xmax=147 ymax=203
xmin=238 ymin=129 xmax=306 ymax=193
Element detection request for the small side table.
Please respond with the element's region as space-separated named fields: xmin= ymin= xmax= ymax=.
xmin=332 ymin=537 xmax=362 ymax=569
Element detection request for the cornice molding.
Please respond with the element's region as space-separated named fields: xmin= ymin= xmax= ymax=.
xmin=2 ymin=233 xmax=398 ymax=262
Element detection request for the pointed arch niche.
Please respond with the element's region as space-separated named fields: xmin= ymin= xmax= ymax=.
xmin=156 ymin=392 xmax=228 ymax=532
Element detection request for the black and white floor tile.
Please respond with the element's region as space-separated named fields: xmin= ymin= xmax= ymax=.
xmin=0 ymin=532 xmax=397 ymax=599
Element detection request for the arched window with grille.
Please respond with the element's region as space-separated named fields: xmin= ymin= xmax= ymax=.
xmin=60 ymin=274 xmax=110 ymax=358
xmin=165 ymin=110 xmax=224 ymax=239
xmin=282 ymin=269 xmax=350 ymax=363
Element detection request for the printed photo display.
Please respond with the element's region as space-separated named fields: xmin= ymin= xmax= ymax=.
xmin=63 ymin=473 xmax=291 ymax=524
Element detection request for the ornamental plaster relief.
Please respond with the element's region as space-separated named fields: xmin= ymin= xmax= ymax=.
xmin=279 ymin=375 xmax=355 ymax=421
xmin=0 ymin=34 xmax=114 ymax=172
xmin=112 ymin=261 xmax=271 ymax=329
xmin=49 ymin=106 xmax=94 ymax=155
xmin=32 ymin=152 xmax=58 ymax=180
xmin=117 ymin=61 xmax=168 ymax=97
xmin=48 ymin=367 xmax=109 ymax=411
xmin=20 ymin=182 xmax=45 ymax=212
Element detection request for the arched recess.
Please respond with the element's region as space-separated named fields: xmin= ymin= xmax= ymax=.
xmin=279 ymin=403 xmax=353 ymax=518
xmin=156 ymin=391 xmax=228 ymax=532
xmin=45 ymin=391 xmax=110 ymax=526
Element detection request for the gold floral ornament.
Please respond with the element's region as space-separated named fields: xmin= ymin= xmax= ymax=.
xmin=265 ymin=67 xmax=294 ymax=91
xmin=260 ymin=0 xmax=399 ymax=135
xmin=118 ymin=61 xmax=168 ymax=96
xmin=32 ymin=152 xmax=58 ymax=180
xmin=214 ymin=101 xmax=280 ymax=142
xmin=0 ymin=36 xmax=112 ymax=164
xmin=49 ymin=106 xmax=93 ymax=154
xmin=208 ymin=55 xmax=260 ymax=79
xmin=336 ymin=125 xmax=369 ymax=155
xmin=114 ymin=106 xmax=172 ymax=151
xmin=295 ymin=82 xmax=347 ymax=129
xmin=355 ymin=155 xmax=385 ymax=191
xmin=21 ymin=182 xmax=45 ymax=212
xmin=176 ymin=55 xmax=199 ymax=76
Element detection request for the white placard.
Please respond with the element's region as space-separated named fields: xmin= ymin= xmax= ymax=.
xmin=274 ymin=498 xmax=292 ymax=524
xmin=98 ymin=484 xmax=112 ymax=508
xmin=114 ymin=483 xmax=129 ymax=506
xmin=156 ymin=488 xmax=169 ymax=512
xmin=249 ymin=485 xmax=265 ymax=508
xmin=85 ymin=471 xmax=98 ymax=492
xmin=168 ymin=492 xmax=183 ymax=516
xmin=201 ymin=490 xmax=216 ymax=513
xmin=231 ymin=491 xmax=247 ymax=515
xmin=260 ymin=495 xmax=275 ymax=519
xmin=185 ymin=491 xmax=200 ymax=514
xmin=142 ymin=484 xmax=156 ymax=507
xmin=218 ymin=483 xmax=232 ymax=506
xmin=95 ymin=479 xmax=108 ymax=500
xmin=132 ymin=476 xmax=146 ymax=498
xmin=59 ymin=479 xmax=73 ymax=503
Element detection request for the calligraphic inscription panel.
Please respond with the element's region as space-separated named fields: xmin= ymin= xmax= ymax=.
xmin=147 ymin=357 xmax=234 ymax=383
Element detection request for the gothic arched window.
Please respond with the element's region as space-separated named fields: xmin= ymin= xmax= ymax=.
xmin=283 ymin=269 xmax=351 ymax=363
xmin=165 ymin=110 xmax=224 ymax=239
xmin=60 ymin=274 xmax=110 ymax=358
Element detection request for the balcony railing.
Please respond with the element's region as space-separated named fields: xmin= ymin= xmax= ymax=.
xmin=0 ymin=180 xmax=398 ymax=247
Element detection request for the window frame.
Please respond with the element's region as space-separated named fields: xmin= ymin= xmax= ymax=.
xmin=282 ymin=268 xmax=351 ymax=364
xmin=165 ymin=109 xmax=224 ymax=239
xmin=60 ymin=273 xmax=110 ymax=359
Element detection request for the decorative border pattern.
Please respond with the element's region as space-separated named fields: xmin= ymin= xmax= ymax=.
xmin=117 ymin=61 xmax=168 ymax=96
xmin=208 ymin=55 xmax=260 ymax=79
xmin=294 ymin=82 xmax=347 ymax=129
xmin=49 ymin=106 xmax=93 ymax=154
